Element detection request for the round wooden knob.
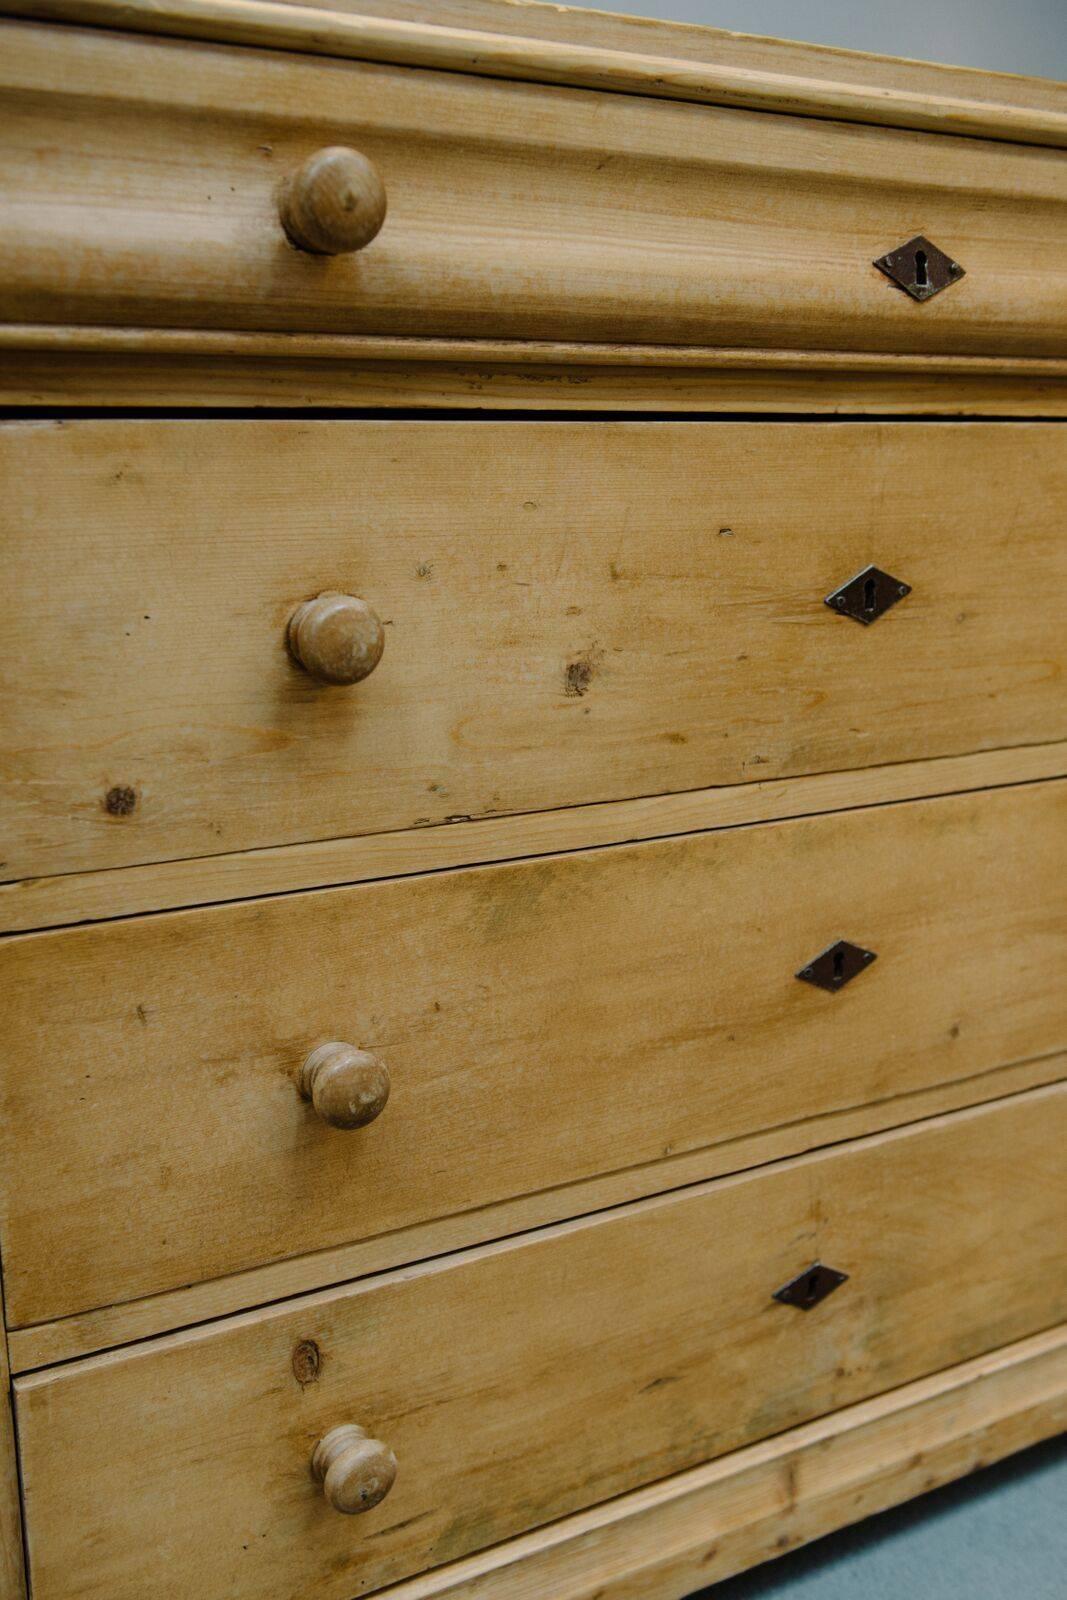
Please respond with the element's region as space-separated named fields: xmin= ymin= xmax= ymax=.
xmin=300 ymin=1042 xmax=390 ymax=1130
xmin=278 ymin=146 xmax=386 ymax=255
xmin=312 ymin=1424 xmax=397 ymax=1515
xmin=287 ymin=592 xmax=385 ymax=686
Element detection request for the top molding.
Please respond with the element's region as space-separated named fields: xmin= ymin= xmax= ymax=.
xmin=4 ymin=0 xmax=1067 ymax=148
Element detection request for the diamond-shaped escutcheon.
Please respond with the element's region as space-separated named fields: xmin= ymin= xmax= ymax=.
xmin=874 ymin=235 xmax=965 ymax=302
xmin=774 ymin=1262 xmax=849 ymax=1311
xmin=796 ymin=939 xmax=876 ymax=993
xmin=825 ymin=564 xmax=911 ymax=625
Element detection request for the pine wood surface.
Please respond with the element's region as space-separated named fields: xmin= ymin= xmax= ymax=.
xmin=5 ymin=739 xmax=1066 ymax=936
xmin=4 ymin=419 xmax=1067 ymax=883
xmin=371 ymin=1323 xmax=1067 ymax=1600
xmin=267 ymin=0 xmax=1067 ymax=119
xmin=5 ymin=328 xmax=1067 ymax=412
xmin=1 ymin=22 xmax=1065 ymax=352
xmin=1 ymin=4 xmax=1064 ymax=1596
xmin=0 ymin=1274 xmax=25 ymax=1600
xmin=13 ymin=1086 xmax=1067 ymax=1600
xmin=2 ymin=778 xmax=1065 ymax=1328
xmin=9 ymin=1049 xmax=1065 ymax=1374
xmin=6 ymin=0 xmax=1067 ymax=144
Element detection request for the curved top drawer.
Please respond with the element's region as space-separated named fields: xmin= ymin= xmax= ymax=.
xmin=1 ymin=19 xmax=1065 ymax=356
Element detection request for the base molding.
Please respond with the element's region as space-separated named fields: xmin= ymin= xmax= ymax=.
xmin=384 ymin=1325 xmax=1067 ymax=1600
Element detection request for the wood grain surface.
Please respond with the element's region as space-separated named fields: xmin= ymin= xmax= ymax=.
xmin=6 ymin=328 xmax=1067 ymax=413
xmin=2 ymin=778 xmax=1065 ymax=1327
xmin=374 ymin=1322 xmax=1067 ymax=1600
xmin=5 ymin=739 xmax=1066 ymax=936
xmin=0 ymin=1272 xmax=25 ymax=1600
xmin=13 ymin=1086 xmax=1067 ymax=1600
xmin=6 ymin=0 xmax=1067 ymax=145
xmin=1 ymin=22 xmax=1065 ymax=350
xmin=9 ymin=1049 xmax=1065 ymax=1373
xmin=2 ymin=7 xmax=1064 ymax=1598
xmin=4 ymin=419 xmax=1066 ymax=881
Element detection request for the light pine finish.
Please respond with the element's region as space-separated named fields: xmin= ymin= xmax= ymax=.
xmin=264 ymin=0 xmax=1067 ymax=119
xmin=5 ymin=328 xmax=1067 ymax=413
xmin=378 ymin=1323 xmax=1067 ymax=1600
xmin=5 ymin=419 xmax=1067 ymax=881
xmin=1 ymin=4 xmax=1065 ymax=1595
xmin=8 ymin=0 xmax=1067 ymax=146
xmin=5 ymin=738 xmax=1066 ymax=936
xmin=2 ymin=779 xmax=1065 ymax=1327
xmin=277 ymin=147 xmax=387 ymax=256
xmin=9 ymin=1049 xmax=1065 ymax=1373
xmin=2 ymin=24 xmax=1066 ymax=353
xmin=0 ymin=1273 xmax=26 ymax=1600
xmin=13 ymin=1088 xmax=1067 ymax=1600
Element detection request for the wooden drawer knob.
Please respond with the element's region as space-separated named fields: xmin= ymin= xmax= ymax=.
xmin=287 ymin=592 xmax=385 ymax=685
xmin=278 ymin=146 xmax=387 ymax=255
xmin=300 ymin=1042 xmax=390 ymax=1130
xmin=312 ymin=1424 xmax=397 ymax=1514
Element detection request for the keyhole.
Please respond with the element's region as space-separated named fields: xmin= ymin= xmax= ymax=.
xmin=805 ymin=1272 xmax=820 ymax=1302
xmin=832 ymin=949 xmax=845 ymax=983
xmin=914 ymin=248 xmax=929 ymax=288
xmin=863 ymin=575 xmax=878 ymax=615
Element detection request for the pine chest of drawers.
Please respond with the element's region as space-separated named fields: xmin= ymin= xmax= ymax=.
xmin=0 ymin=4 xmax=1065 ymax=1599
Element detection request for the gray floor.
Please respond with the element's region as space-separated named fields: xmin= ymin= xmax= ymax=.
xmin=688 ymin=1434 xmax=1067 ymax=1598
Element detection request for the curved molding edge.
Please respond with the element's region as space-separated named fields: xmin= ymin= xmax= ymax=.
xmin=2 ymin=0 xmax=1066 ymax=147
xmin=4 ymin=326 xmax=1067 ymax=413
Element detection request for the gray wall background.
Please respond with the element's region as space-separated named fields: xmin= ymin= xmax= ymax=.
xmin=559 ymin=0 xmax=1067 ymax=81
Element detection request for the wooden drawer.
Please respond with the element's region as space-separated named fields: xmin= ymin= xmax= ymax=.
xmin=14 ymin=1086 xmax=1067 ymax=1600
xmin=1 ymin=20 xmax=1065 ymax=356
xmin=2 ymin=779 xmax=1064 ymax=1327
xmin=4 ymin=418 xmax=1066 ymax=881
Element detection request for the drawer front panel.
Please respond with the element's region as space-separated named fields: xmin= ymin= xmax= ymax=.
xmin=15 ymin=1087 xmax=1067 ymax=1600
xmin=3 ymin=419 xmax=1066 ymax=880
xmin=1 ymin=23 xmax=1065 ymax=355
xmin=2 ymin=779 xmax=1064 ymax=1326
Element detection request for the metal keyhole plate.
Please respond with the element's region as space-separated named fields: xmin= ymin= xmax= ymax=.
xmin=774 ymin=1262 xmax=849 ymax=1310
xmin=873 ymin=235 xmax=965 ymax=302
xmin=796 ymin=939 xmax=877 ymax=993
xmin=825 ymin=565 xmax=911 ymax=625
